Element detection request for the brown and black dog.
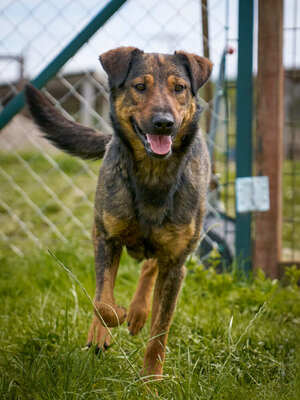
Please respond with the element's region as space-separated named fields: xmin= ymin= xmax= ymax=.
xmin=25 ymin=47 xmax=212 ymax=378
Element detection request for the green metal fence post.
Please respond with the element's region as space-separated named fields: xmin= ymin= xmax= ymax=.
xmin=235 ymin=0 xmax=254 ymax=273
xmin=0 ymin=0 xmax=127 ymax=130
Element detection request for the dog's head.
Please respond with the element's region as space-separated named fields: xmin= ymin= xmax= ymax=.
xmin=100 ymin=47 xmax=212 ymax=159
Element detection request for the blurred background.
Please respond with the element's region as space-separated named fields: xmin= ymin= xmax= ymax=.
xmin=0 ymin=0 xmax=299 ymax=278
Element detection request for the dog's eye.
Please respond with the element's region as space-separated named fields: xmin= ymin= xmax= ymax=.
xmin=174 ymin=84 xmax=185 ymax=93
xmin=134 ymin=83 xmax=146 ymax=92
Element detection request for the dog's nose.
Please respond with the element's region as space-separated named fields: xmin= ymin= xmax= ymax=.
xmin=152 ymin=113 xmax=174 ymax=131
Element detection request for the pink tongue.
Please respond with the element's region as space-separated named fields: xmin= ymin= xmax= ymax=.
xmin=146 ymin=134 xmax=172 ymax=155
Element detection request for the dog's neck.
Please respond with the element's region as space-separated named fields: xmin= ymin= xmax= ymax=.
xmin=133 ymin=153 xmax=187 ymax=226
xmin=138 ymin=155 xmax=181 ymax=202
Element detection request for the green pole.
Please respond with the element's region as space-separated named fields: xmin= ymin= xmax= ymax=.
xmin=235 ymin=0 xmax=254 ymax=273
xmin=0 ymin=0 xmax=127 ymax=130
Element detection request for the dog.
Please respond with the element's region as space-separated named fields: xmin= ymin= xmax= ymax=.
xmin=25 ymin=46 xmax=212 ymax=379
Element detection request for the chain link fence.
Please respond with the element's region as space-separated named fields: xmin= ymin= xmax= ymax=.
xmin=283 ymin=0 xmax=300 ymax=262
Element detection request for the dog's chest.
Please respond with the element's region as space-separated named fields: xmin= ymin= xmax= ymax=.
xmin=103 ymin=210 xmax=199 ymax=261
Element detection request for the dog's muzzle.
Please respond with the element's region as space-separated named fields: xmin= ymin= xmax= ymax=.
xmin=130 ymin=116 xmax=175 ymax=159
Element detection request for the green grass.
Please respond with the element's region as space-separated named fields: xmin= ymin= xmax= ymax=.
xmin=0 ymin=152 xmax=100 ymax=247
xmin=1 ymin=246 xmax=300 ymax=399
xmin=1 ymin=151 xmax=300 ymax=399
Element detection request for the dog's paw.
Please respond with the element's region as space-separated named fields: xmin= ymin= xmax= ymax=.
xmin=95 ymin=302 xmax=127 ymax=327
xmin=86 ymin=316 xmax=111 ymax=352
xmin=127 ymin=303 xmax=149 ymax=335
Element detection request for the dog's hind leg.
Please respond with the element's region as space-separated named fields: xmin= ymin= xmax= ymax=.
xmin=142 ymin=263 xmax=186 ymax=378
xmin=127 ymin=259 xmax=158 ymax=336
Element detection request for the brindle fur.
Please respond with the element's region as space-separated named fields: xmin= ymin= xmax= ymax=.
xmin=25 ymin=47 xmax=212 ymax=378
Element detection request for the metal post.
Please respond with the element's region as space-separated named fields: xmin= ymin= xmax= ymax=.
xmin=201 ymin=0 xmax=213 ymax=135
xmin=235 ymin=0 xmax=254 ymax=273
xmin=254 ymin=0 xmax=283 ymax=278
xmin=0 ymin=0 xmax=127 ymax=130
xmin=80 ymin=78 xmax=95 ymax=126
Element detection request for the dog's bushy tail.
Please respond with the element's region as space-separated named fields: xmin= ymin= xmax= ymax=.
xmin=25 ymin=84 xmax=112 ymax=160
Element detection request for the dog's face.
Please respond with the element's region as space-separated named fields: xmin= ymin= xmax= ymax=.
xmin=100 ymin=47 xmax=212 ymax=159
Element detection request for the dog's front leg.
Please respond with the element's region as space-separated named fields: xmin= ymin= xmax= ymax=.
xmin=87 ymin=226 xmax=126 ymax=350
xmin=142 ymin=263 xmax=186 ymax=378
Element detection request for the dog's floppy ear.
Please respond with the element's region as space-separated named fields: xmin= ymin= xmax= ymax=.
xmin=100 ymin=46 xmax=143 ymax=89
xmin=175 ymin=51 xmax=213 ymax=96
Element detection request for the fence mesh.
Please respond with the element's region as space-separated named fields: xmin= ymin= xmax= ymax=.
xmin=283 ymin=0 xmax=300 ymax=262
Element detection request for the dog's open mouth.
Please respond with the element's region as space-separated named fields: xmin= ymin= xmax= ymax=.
xmin=131 ymin=118 xmax=173 ymax=158
xmin=145 ymin=134 xmax=172 ymax=155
